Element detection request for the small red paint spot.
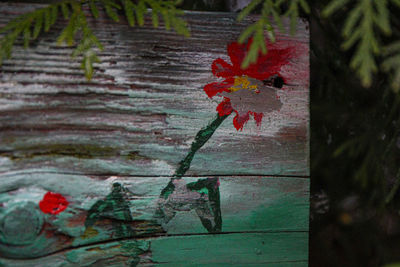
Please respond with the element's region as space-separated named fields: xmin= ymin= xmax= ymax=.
xmin=39 ymin=192 xmax=69 ymax=215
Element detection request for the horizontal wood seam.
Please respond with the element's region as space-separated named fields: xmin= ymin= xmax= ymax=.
xmin=0 ymin=171 xmax=310 ymax=179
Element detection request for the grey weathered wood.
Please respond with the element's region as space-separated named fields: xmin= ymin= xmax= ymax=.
xmin=0 ymin=3 xmax=309 ymax=177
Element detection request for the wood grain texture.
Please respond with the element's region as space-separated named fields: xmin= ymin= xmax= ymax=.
xmin=0 ymin=2 xmax=309 ymax=266
xmin=0 ymin=3 xmax=309 ymax=177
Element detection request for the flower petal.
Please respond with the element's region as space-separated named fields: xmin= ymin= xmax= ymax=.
xmin=203 ymin=78 xmax=234 ymax=98
xmin=252 ymin=112 xmax=263 ymax=127
xmin=212 ymin=58 xmax=236 ymax=78
xmin=232 ymin=110 xmax=250 ymax=131
xmin=245 ymin=41 xmax=294 ymax=80
xmin=227 ymin=41 xmax=247 ymax=72
xmin=216 ymin=97 xmax=233 ymax=116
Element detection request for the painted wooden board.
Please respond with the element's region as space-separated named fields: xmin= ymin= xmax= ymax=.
xmin=0 ymin=233 xmax=308 ymax=266
xmin=0 ymin=2 xmax=309 ymax=266
xmin=0 ymin=3 xmax=309 ymax=177
xmin=0 ymin=173 xmax=308 ymax=258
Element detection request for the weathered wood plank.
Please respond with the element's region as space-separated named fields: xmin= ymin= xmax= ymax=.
xmin=0 ymin=3 xmax=309 ymax=265
xmin=0 ymin=172 xmax=308 ymax=258
xmin=0 ymin=232 xmax=308 ymax=266
xmin=0 ymin=2 xmax=309 ymax=177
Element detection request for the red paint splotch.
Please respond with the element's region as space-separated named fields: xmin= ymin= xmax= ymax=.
xmin=39 ymin=192 xmax=69 ymax=215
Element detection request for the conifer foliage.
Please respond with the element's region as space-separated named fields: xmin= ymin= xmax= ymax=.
xmin=236 ymin=0 xmax=310 ymax=68
xmin=237 ymin=0 xmax=400 ymax=91
xmin=0 ymin=0 xmax=189 ymax=79
xmin=322 ymin=0 xmax=400 ymax=89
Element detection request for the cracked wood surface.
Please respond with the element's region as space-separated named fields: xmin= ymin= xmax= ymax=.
xmin=0 ymin=2 xmax=309 ymax=266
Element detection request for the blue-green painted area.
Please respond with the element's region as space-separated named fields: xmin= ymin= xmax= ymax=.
xmin=150 ymin=232 xmax=308 ymax=266
xmin=248 ymin=194 xmax=309 ymax=231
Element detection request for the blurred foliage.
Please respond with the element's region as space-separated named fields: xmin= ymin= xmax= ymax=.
xmin=309 ymin=0 xmax=400 ymax=266
xmin=322 ymin=0 xmax=400 ymax=90
xmin=0 ymin=0 xmax=188 ymax=79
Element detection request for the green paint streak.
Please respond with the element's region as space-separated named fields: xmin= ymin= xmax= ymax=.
xmin=161 ymin=114 xmax=228 ymax=200
xmin=0 ymin=143 xmax=149 ymax=161
xmin=174 ymin=114 xmax=229 ymax=178
xmin=82 ymin=182 xmax=164 ymax=247
xmin=159 ymin=180 xmax=175 ymax=200
xmin=186 ymin=178 xmax=222 ymax=232
xmin=121 ymin=240 xmax=150 ymax=267
xmin=84 ymin=183 xmax=134 ymax=239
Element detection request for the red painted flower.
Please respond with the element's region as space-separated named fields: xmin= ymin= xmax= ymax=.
xmin=204 ymin=40 xmax=295 ymax=130
xmin=39 ymin=192 xmax=69 ymax=215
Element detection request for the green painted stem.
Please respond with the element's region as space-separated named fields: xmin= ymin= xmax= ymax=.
xmin=160 ymin=114 xmax=229 ymax=199
xmin=174 ymin=114 xmax=229 ymax=178
xmin=158 ymin=114 xmax=228 ymax=232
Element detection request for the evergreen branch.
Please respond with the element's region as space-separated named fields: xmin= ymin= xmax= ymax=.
xmin=323 ymin=0 xmax=394 ymax=87
xmin=0 ymin=0 xmax=190 ymax=79
xmin=102 ymin=0 xmax=121 ymax=22
xmin=382 ymin=41 xmax=400 ymax=91
xmin=334 ymin=135 xmax=383 ymax=188
xmin=237 ymin=0 xmax=309 ymax=69
xmin=237 ymin=0 xmax=263 ymax=21
xmin=119 ymin=0 xmax=190 ymax=37
xmin=68 ymin=3 xmax=104 ymax=80
xmin=0 ymin=2 xmax=64 ymax=65
xmin=322 ymin=0 xmax=349 ymax=17
xmin=61 ymin=3 xmax=71 ymax=19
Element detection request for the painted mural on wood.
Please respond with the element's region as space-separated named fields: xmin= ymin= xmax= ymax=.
xmin=0 ymin=3 xmax=309 ymax=266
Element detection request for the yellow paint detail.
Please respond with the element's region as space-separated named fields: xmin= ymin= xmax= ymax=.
xmin=87 ymin=247 xmax=104 ymax=252
xmin=229 ymin=76 xmax=259 ymax=93
xmin=81 ymin=226 xmax=99 ymax=239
